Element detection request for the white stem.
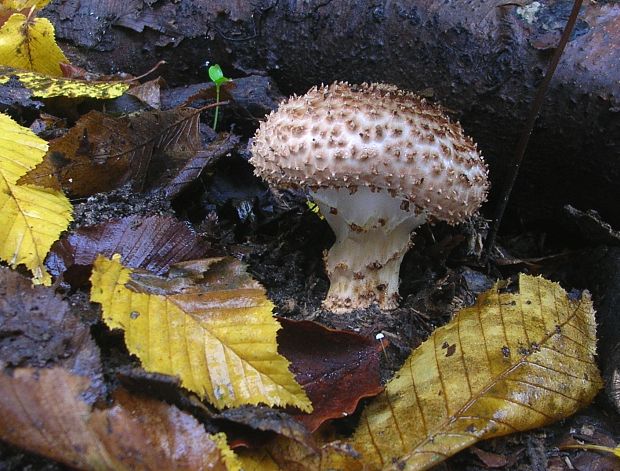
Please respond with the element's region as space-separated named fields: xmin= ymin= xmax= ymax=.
xmin=310 ymin=187 xmax=426 ymax=313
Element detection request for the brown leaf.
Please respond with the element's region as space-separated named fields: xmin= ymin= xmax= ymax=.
xmin=216 ymin=405 xmax=313 ymax=450
xmin=19 ymin=107 xmax=203 ymax=196
xmin=46 ymin=214 xmax=212 ymax=288
xmin=181 ymin=81 xmax=237 ymax=108
xmin=161 ymin=132 xmax=239 ymax=198
xmin=0 ymin=267 xmax=102 ymax=396
xmin=127 ymin=77 xmax=166 ymax=109
xmin=470 ymin=446 xmax=514 ymax=468
xmin=0 ymin=367 xmax=231 ymax=470
xmin=277 ymin=318 xmax=383 ymax=432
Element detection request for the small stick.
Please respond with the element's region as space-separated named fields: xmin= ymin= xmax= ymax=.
xmin=484 ymin=0 xmax=583 ymax=261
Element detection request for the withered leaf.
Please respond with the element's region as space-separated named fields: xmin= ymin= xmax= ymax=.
xmin=126 ymin=77 xmax=165 ymax=109
xmin=161 ymin=132 xmax=239 ymax=199
xmin=215 ymin=405 xmax=313 ymax=450
xmin=0 ymin=112 xmax=72 ymax=285
xmin=278 ymin=318 xmax=383 ymax=432
xmin=347 ymin=274 xmax=603 ymax=470
xmin=20 ymin=107 xmax=203 ymax=196
xmin=0 ymin=267 xmax=102 ymax=397
xmin=46 ymin=214 xmax=212 ymax=288
xmin=0 ymin=367 xmax=233 ymax=470
xmin=90 ymin=255 xmax=311 ymax=411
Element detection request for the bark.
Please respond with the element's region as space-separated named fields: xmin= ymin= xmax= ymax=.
xmin=43 ymin=0 xmax=620 ymax=227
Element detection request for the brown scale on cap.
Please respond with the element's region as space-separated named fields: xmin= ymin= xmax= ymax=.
xmin=250 ymin=82 xmax=489 ymax=313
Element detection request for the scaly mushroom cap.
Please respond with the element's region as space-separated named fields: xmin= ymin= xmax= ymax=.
xmin=250 ymin=82 xmax=489 ymax=224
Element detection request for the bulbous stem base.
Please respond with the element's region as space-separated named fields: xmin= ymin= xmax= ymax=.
xmin=311 ymin=187 xmax=426 ymax=313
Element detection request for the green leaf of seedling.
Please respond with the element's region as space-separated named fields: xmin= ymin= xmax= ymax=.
xmin=208 ymin=64 xmax=230 ymax=86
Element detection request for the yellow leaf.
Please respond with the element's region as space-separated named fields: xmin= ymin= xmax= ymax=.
xmin=562 ymin=443 xmax=620 ymax=458
xmin=210 ymin=432 xmax=242 ymax=471
xmin=237 ymin=448 xmax=281 ymax=471
xmin=0 ymin=13 xmax=67 ymax=75
xmin=0 ymin=67 xmax=129 ymax=98
xmin=90 ymin=254 xmax=312 ymax=412
xmin=0 ymin=112 xmax=72 ymax=285
xmin=348 ymin=274 xmax=603 ymax=470
xmin=1 ymin=1 xmax=50 ymax=9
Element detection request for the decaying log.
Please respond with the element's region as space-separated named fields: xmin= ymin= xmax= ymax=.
xmin=43 ymin=0 xmax=620 ymax=228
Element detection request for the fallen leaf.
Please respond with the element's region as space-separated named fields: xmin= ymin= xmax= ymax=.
xmin=0 ymin=367 xmax=234 ymax=470
xmin=127 ymin=77 xmax=165 ymax=109
xmin=278 ymin=318 xmax=383 ymax=432
xmin=237 ymin=448 xmax=281 ymax=471
xmin=348 ymin=274 xmax=603 ymax=470
xmin=0 ymin=267 xmax=102 ymax=397
xmin=46 ymin=214 xmax=212 ymax=287
xmin=20 ymin=107 xmax=204 ymax=195
xmin=247 ymin=435 xmax=363 ymax=471
xmin=215 ymin=405 xmax=313 ymax=450
xmin=0 ymin=13 xmax=67 ymax=75
xmin=0 ymin=67 xmax=129 ymax=98
xmin=562 ymin=443 xmax=620 ymax=458
xmin=470 ymin=446 xmax=513 ymax=468
xmin=2 ymin=1 xmax=50 ymax=10
xmin=90 ymin=254 xmax=312 ymax=411
xmin=0 ymin=112 xmax=72 ymax=285
xmin=161 ymin=132 xmax=239 ymax=199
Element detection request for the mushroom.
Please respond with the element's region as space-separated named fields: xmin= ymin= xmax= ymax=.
xmin=250 ymin=82 xmax=489 ymax=313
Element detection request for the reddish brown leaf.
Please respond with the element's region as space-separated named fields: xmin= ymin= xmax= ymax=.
xmin=0 ymin=267 xmax=103 ymax=397
xmin=0 ymin=367 xmax=230 ymax=470
xmin=19 ymin=107 xmax=203 ymax=196
xmin=277 ymin=318 xmax=383 ymax=432
xmin=46 ymin=214 xmax=212 ymax=287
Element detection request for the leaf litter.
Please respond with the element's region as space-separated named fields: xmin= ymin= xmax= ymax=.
xmin=0 ymin=18 xmax=615 ymax=467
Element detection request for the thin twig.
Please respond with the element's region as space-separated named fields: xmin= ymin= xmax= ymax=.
xmin=484 ymin=0 xmax=583 ymax=261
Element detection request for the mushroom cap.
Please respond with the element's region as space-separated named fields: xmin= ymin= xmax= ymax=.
xmin=250 ymin=82 xmax=489 ymax=224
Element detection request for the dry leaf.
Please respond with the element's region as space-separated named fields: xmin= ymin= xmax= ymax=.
xmin=90 ymin=254 xmax=312 ymax=411
xmin=0 ymin=267 xmax=102 ymax=396
xmin=348 ymin=274 xmax=603 ymax=470
xmin=46 ymin=214 xmax=212 ymax=287
xmin=20 ymin=107 xmax=203 ymax=195
xmin=0 ymin=112 xmax=72 ymax=285
xmin=0 ymin=367 xmax=234 ymax=470
xmin=161 ymin=132 xmax=239 ymax=199
xmin=2 ymin=1 xmax=51 ymax=10
xmin=0 ymin=67 xmax=129 ymax=98
xmin=127 ymin=77 xmax=164 ymax=109
xmin=0 ymin=13 xmax=67 ymax=75
xmin=278 ymin=318 xmax=383 ymax=432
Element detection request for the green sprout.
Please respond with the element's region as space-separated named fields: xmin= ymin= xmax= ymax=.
xmin=208 ymin=64 xmax=231 ymax=131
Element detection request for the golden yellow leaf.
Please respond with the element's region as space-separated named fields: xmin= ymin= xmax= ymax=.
xmin=0 ymin=13 xmax=67 ymax=75
xmin=347 ymin=274 xmax=602 ymax=470
xmin=90 ymin=254 xmax=312 ymax=412
xmin=211 ymin=432 xmax=242 ymax=471
xmin=0 ymin=112 xmax=72 ymax=285
xmin=562 ymin=443 xmax=620 ymax=458
xmin=1 ymin=1 xmax=50 ymax=10
xmin=237 ymin=448 xmax=281 ymax=471
xmin=0 ymin=67 xmax=129 ymax=98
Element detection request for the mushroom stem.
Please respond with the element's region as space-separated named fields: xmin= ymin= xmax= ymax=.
xmin=311 ymin=187 xmax=427 ymax=313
